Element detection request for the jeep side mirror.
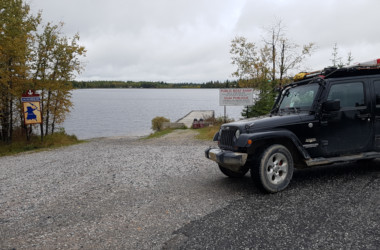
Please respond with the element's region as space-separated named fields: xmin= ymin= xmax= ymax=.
xmin=322 ymin=100 xmax=341 ymax=112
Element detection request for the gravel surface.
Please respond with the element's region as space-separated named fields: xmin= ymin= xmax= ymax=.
xmin=168 ymin=161 xmax=380 ymax=249
xmin=1 ymin=130 xmax=379 ymax=249
xmin=0 ymin=130 xmax=241 ymax=249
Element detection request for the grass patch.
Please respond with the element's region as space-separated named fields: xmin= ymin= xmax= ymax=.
xmin=195 ymin=125 xmax=221 ymax=140
xmin=0 ymin=130 xmax=83 ymax=157
xmin=195 ymin=116 xmax=235 ymax=140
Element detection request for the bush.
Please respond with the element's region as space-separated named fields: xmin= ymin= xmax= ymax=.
xmin=204 ymin=116 xmax=234 ymax=125
xmin=151 ymin=116 xmax=170 ymax=131
xmin=242 ymin=80 xmax=277 ymax=118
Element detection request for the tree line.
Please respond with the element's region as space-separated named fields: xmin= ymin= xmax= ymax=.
xmin=0 ymin=0 xmax=86 ymax=143
xmin=72 ymin=80 xmax=238 ymax=89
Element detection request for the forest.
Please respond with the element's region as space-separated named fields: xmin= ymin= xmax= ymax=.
xmin=71 ymin=80 xmax=238 ymax=89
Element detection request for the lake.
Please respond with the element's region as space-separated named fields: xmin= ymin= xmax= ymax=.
xmin=62 ymin=89 xmax=246 ymax=139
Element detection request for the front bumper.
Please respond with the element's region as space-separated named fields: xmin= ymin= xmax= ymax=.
xmin=205 ymin=148 xmax=248 ymax=172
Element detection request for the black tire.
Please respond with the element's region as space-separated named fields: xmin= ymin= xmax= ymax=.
xmin=358 ymin=158 xmax=375 ymax=163
xmin=218 ymin=164 xmax=249 ymax=178
xmin=251 ymin=144 xmax=294 ymax=193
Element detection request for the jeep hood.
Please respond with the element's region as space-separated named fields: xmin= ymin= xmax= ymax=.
xmin=223 ymin=113 xmax=314 ymax=132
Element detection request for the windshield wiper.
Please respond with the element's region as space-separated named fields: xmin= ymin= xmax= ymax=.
xmin=288 ymin=107 xmax=300 ymax=113
xmin=270 ymin=106 xmax=279 ymax=114
xmin=279 ymin=107 xmax=300 ymax=114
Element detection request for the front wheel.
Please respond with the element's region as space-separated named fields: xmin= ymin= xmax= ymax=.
xmin=218 ymin=165 xmax=249 ymax=178
xmin=251 ymin=144 xmax=294 ymax=193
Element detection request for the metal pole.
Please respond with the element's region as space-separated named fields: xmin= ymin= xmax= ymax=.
xmin=224 ymin=105 xmax=226 ymax=123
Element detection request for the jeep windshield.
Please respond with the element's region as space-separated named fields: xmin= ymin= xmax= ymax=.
xmin=276 ymin=84 xmax=319 ymax=113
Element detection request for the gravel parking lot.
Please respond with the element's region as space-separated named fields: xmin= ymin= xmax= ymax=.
xmin=0 ymin=130 xmax=379 ymax=249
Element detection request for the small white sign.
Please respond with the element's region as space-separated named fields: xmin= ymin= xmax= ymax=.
xmin=219 ymin=88 xmax=254 ymax=106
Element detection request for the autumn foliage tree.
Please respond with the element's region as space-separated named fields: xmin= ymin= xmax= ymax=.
xmin=0 ymin=0 xmax=40 ymax=142
xmin=33 ymin=23 xmax=85 ymax=137
xmin=0 ymin=0 xmax=86 ymax=143
xmin=231 ymin=21 xmax=314 ymax=118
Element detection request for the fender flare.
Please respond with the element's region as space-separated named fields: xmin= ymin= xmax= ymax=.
xmin=236 ymin=129 xmax=311 ymax=160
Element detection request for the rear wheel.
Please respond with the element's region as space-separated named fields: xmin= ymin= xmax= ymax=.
xmin=251 ymin=144 xmax=294 ymax=193
xmin=218 ymin=164 xmax=249 ymax=178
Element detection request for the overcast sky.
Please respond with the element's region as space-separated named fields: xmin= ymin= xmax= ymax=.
xmin=28 ymin=0 xmax=380 ymax=83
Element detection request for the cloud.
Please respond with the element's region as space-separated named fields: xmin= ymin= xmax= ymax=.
xmin=29 ymin=0 xmax=380 ymax=82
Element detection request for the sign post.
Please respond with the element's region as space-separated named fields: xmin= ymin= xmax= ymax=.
xmin=22 ymin=90 xmax=42 ymax=125
xmin=219 ymin=88 xmax=254 ymax=121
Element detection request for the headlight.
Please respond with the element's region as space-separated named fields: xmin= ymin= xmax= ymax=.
xmin=235 ymin=129 xmax=240 ymax=139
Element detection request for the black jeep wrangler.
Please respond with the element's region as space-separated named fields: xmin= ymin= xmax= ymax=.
xmin=206 ymin=59 xmax=380 ymax=193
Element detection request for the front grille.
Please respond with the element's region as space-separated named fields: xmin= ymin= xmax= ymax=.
xmin=219 ymin=127 xmax=238 ymax=149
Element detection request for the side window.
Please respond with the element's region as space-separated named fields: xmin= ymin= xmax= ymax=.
xmin=327 ymin=82 xmax=365 ymax=108
xmin=374 ymin=80 xmax=380 ymax=106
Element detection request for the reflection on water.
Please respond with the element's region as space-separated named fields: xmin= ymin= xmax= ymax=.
xmin=63 ymin=89 xmax=246 ymax=139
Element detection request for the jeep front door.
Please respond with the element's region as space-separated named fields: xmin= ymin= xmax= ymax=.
xmin=320 ymin=80 xmax=372 ymax=156
xmin=372 ymin=79 xmax=380 ymax=150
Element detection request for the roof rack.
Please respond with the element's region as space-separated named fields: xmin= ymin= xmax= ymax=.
xmin=294 ymin=58 xmax=380 ymax=81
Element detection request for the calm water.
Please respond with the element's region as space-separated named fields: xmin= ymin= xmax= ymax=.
xmin=62 ymin=89 xmax=246 ymax=139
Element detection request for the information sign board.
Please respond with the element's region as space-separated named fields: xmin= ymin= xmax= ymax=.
xmin=219 ymin=88 xmax=254 ymax=106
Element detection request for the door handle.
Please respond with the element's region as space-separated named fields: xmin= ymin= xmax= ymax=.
xmin=356 ymin=113 xmax=371 ymax=121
